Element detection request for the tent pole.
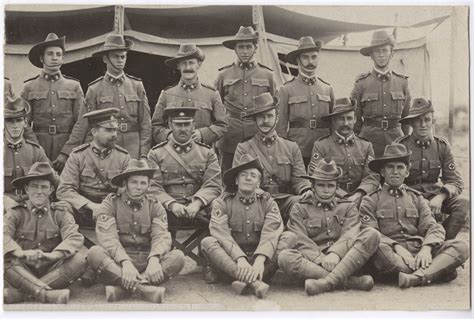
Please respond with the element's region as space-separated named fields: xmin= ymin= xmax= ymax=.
xmin=448 ymin=7 xmax=456 ymax=144
xmin=114 ymin=5 xmax=125 ymax=35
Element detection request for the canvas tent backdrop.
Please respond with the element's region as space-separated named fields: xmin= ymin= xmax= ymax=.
xmin=4 ymin=5 xmax=449 ymax=120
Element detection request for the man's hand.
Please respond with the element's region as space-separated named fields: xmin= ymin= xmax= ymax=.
xmin=185 ymin=199 xmax=203 ymax=219
xmin=251 ymin=255 xmax=266 ymax=282
xmin=300 ymin=189 xmax=314 ymax=201
xmin=52 ymin=154 xmax=68 ymax=172
xmin=236 ymin=257 xmax=255 ymax=283
xmin=51 ymin=201 xmax=72 ymax=213
xmin=40 ymin=251 xmax=65 ymax=263
xmin=191 ymin=130 xmax=202 ymax=142
xmin=414 ymin=245 xmax=433 ymax=269
xmin=144 ymin=257 xmax=165 ymax=285
xmin=121 ymin=260 xmax=141 ymax=291
xmin=429 ymin=194 xmax=446 ymax=218
xmin=394 ymin=244 xmax=416 ymax=271
xmin=321 ymin=252 xmax=341 ymax=271
xmin=18 ymin=249 xmax=43 ymax=263
xmin=169 ymin=202 xmax=187 ymax=218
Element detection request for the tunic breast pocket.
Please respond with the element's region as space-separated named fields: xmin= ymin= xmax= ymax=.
xmin=45 ymin=228 xmax=61 ymax=245
xmin=360 ymin=92 xmax=379 ymax=116
xmin=222 ymin=78 xmax=240 ymax=97
xmin=28 ymin=91 xmax=49 ymax=114
xmin=304 ymin=217 xmax=322 ymax=237
xmin=189 ymin=164 xmax=205 ymax=181
xmin=390 ymin=91 xmax=405 ymax=115
xmin=276 ymin=156 xmax=292 ymax=182
xmin=16 ymin=230 xmax=35 ymax=242
xmin=57 ymin=90 xmax=77 ymax=114
xmin=405 ymin=208 xmax=419 ymax=227
xmin=375 ymin=209 xmax=395 ymax=233
xmin=161 ymin=164 xmax=179 ymax=182
xmin=316 ymin=94 xmax=331 ymax=116
xmin=193 ymin=101 xmax=212 ymax=125
xmin=409 ymin=160 xmax=422 ymax=178
xmin=98 ymin=96 xmax=114 ymax=109
xmin=80 ymin=168 xmax=96 ymax=185
xmin=288 ymin=95 xmax=309 ymax=120
xmin=428 ymin=159 xmax=442 ymax=180
xmin=251 ymin=78 xmax=270 ymax=95
xmin=125 ymin=95 xmax=141 ymax=119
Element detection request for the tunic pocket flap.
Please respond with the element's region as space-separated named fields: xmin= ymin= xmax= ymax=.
xmin=305 ymin=217 xmax=322 ymax=228
xmin=361 ymin=93 xmax=378 ymax=102
xmin=166 ymin=101 xmax=183 ymax=108
xmin=28 ymin=91 xmax=48 ymax=100
xmin=161 ymin=164 xmax=179 ymax=174
xmin=333 ymin=156 xmax=346 ymax=165
xmin=230 ymin=222 xmax=243 ymax=232
xmin=276 ymin=156 xmax=291 ymax=165
xmin=125 ymin=95 xmax=141 ymax=102
xmin=223 ymin=78 xmax=240 ymax=86
xmin=251 ymin=78 xmax=270 ymax=87
xmin=193 ymin=101 xmax=212 ymax=110
xmin=58 ymin=91 xmax=77 ymax=99
xmin=391 ymin=91 xmax=405 ymax=100
xmin=335 ymin=215 xmax=346 ymax=225
xmin=117 ymin=223 xmax=130 ymax=233
xmin=99 ymin=96 xmax=114 ymax=103
xmin=353 ymin=158 xmax=366 ymax=166
xmin=17 ymin=230 xmax=35 ymax=240
xmin=45 ymin=229 xmax=60 ymax=239
xmin=316 ymin=94 xmax=331 ymax=102
xmin=140 ymin=224 xmax=151 ymax=234
xmin=288 ymin=95 xmax=308 ymax=104
xmin=375 ymin=209 xmax=394 ymax=219
xmin=405 ymin=208 xmax=419 ymax=218
xmin=81 ymin=168 xmax=95 ymax=178
xmin=429 ymin=160 xmax=442 ymax=169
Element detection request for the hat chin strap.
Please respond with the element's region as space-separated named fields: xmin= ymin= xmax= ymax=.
xmin=313 ymin=192 xmax=335 ymax=204
xmin=105 ymin=54 xmax=123 ymax=75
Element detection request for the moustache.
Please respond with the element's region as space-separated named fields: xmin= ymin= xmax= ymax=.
xmin=304 ymin=64 xmax=316 ymax=69
xmin=183 ymin=70 xmax=195 ymax=74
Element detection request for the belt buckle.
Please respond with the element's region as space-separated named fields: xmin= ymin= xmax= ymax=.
xmin=240 ymin=111 xmax=247 ymax=120
xmin=309 ymin=119 xmax=317 ymax=129
xmin=120 ymin=123 xmax=128 ymax=132
xmin=381 ymin=120 xmax=388 ymax=130
xmin=346 ymin=182 xmax=353 ymax=191
xmin=48 ymin=125 xmax=57 ymax=135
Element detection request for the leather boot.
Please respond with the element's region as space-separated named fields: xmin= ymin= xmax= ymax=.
xmin=443 ymin=215 xmax=466 ymax=240
xmin=203 ymin=265 xmax=220 ymax=284
xmin=341 ymin=275 xmax=374 ymax=291
xmin=105 ymin=285 xmax=130 ymax=302
xmin=137 ymin=284 xmax=166 ymax=303
xmin=305 ymin=245 xmax=372 ymax=296
xmin=3 ymin=288 xmax=25 ymax=304
xmin=249 ymin=280 xmax=270 ymax=299
xmin=202 ymin=242 xmax=239 ymax=278
xmin=399 ymin=249 xmax=465 ymax=288
xmin=298 ymin=258 xmax=329 ymax=279
xmin=4 ymin=262 xmax=50 ymax=301
xmin=78 ymin=266 xmax=97 ymax=287
xmin=231 ymin=281 xmax=248 ymax=295
xmin=44 ymin=289 xmax=70 ymax=304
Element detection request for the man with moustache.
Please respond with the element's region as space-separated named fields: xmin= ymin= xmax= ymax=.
xmin=351 ymin=30 xmax=411 ymax=157
xmin=77 ymin=33 xmax=151 ymax=159
xmin=4 ymin=97 xmax=51 ymax=207
xmin=394 ymin=98 xmax=467 ymax=239
xmin=308 ymin=97 xmax=379 ymax=202
xmin=233 ymin=93 xmax=312 ymax=223
xmin=215 ymin=26 xmax=277 ymax=172
xmin=277 ymin=36 xmax=335 ymax=167
xmin=57 ymin=108 xmax=130 ymax=228
xmin=151 ymin=43 xmax=227 ymax=146
xmin=21 ymin=33 xmax=85 ymax=171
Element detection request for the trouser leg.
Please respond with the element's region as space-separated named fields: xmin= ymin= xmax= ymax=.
xmin=278 ymin=249 xmax=329 ymax=280
xmin=200 ymin=236 xmax=238 ymax=281
xmin=370 ymin=242 xmax=412 ymax=275
xmin=220 ymin=152 xmax=234 ymax=176
xmin=159 ymin=249 xmax=186 ymax=279
xmin=40 ymin=246 xmax=88 ymax=289
xmin=441 ymin=196 xmax=469 ymax=240
xmin=87 ymin=245 xmax=122 ymax=286
xmin=4 ymin=257 xmax=50 ymax=302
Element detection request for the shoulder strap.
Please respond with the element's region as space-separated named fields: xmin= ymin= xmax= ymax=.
xmin=163 ymin=143 xmax=199 ymax=180
xmin=83 ymin=150 xmax=118 ymax=193
xmin=248 ymin=141 xmax=277 ymax=176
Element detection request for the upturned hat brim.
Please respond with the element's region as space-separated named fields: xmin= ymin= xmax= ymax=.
xmin=399 ymin=109 xmax=434 ymax=124
xmin=222 ymin=37 xmax=259 ymax=50
xmin=320 ymin=105 xmax=356 ymax=122
xmin=92 ymin=38 xmax=134 ymax=57
xmin=28 ymin=36 xmax=66 ymax=68
xmin=300 ymin=166 xmax=343 ymax=182
xmin=243 ymin=96 xmax=280 ymax=118
xmin=12 ymin=172 xmax=57 ymax=189
xmin=164 ymin=49 xmax=205 ymax=67
xmin=285 ymin=43 xmax=323 ymax=65
xmin=223 ymin=159 xmax=264 ymax=192
xmin=110 ymin=169 xmax=157 ymax=187
xmin=360 ymin=38 xmax=395 ymax=56
xmin=368 ymin=153 xmax=411 ymax=173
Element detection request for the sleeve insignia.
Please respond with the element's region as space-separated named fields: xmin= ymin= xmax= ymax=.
xmin=210 ymin=208 xmax=227 ymax=225
xmin=153 ymin=215 xmax=168 ymax=229
xmin=361 ymin=215 xmax=371 ymax=223
xmin=313 ymin=152 xmax=320 ymax=160
xmin=97 ymin=214 xmax=115 ymax=232
xmin=448 ymin=162 xmax=456 ymax=171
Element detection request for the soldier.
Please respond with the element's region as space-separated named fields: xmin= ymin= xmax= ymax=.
xmin=148 ymin=105 xmax=222 ymax=229
xmin=87 ymin=159 xmax=185 ymax=303
xmin=277 ymin=36 xmax=335 ymax=167
xmin=4 ymin=97 xmax=51 ymax=207
xmin=4 ymin=162 xmax=87 ymax=304
xmin=215 ymin=26 xmax=277 ymax=172
xmin=80 ymin=33 xmax=151 ymax=159
xmin=359 ymin=144 xmax=469 ymax=288
xmin=57 ymin=108 xmax=130 ymax=228
xmin=308 ymin=97 xmax=379 ymax=202
xmin=151 ymin=43 xmax=228 ymax=146
xmin=351 ymin=30 xmax=411 ymax=157
xmin=233 ymin=92 xmax=312 ymax=223
xmin=201 ymin=154 xmax=283 ymax=298
xmin=395 ymin=98 xmax=467 ymax=239
xmin=278 ymin=159 xmax=380 ymax=296
xmin=21 ymin=33 xmax=86 ymax=171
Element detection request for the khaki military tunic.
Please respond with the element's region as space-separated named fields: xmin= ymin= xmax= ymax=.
xmin=209 ymin=190 xmax=283 ymax=260
xmin=56 ymin=143 xmax=130 ymax=210
xmin=151 ymin=80 xmax=228 ymax=145
xmin=276 ymin=74 xmax=335 ymax=159
xmin=215 ymin=61 xmax=277 ymax=154
xmin=309 ymin=133 xmax=379 ymax=195
xmin=21 ymin=71 xmax=85 ymax=160
xmin=351 ymin=69 xmax=411 ymax=156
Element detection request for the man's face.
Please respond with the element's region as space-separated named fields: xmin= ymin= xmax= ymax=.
xmin=5 ymin=117 xmax=26 ymax=140
xmin=312 ymin=180 xmax=337 ymax=203
xmin=92 ymin=124 xmax=118 ymax=148
xmin=41 ymin=46 xmax=64 ymax=72
xmin=297 ymin=51 xmax=319 ymax=76
xmin=380 ymin=161 xmax=409 ymax=187
xmin=104 ymin=50 xmax=128 ymax=72
xmin=178 ymin=58 xmax=201 ymax=81
xmin=255 ymin=109 xmax=277 ymax=134
xmin=411 ymin=112 xmax=434 ymax=140
xmin=236 ymin=168 xmax=261 ymax=193
xmin=170 ymin=121 xmax=194 ymax=144
xmin=25 ymin=179 xmax=53 ymax=207
xmin=235 ymin=41 xmax=256 ymax=63
xmin=370 ymin=45 xmax=393 ymax=69
xmin=332 ymin=111 xmax=356 ymax=137
xmin=125 ymin=175 xmax=150 ymax=198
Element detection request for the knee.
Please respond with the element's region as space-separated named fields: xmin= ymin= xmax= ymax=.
xmin=455 ymin=197 xmax=469 ymax=218
xmin=164 ymin=250 xmax=186 ymax=275
xmin=66 ymin=246 xmax=88 ymax=270
xmin=277 ymin=249 xmax=299 ymax=274
xmin=358 ymin=227 xmax=381 ymax=253
xmin=444 ymin=239 xmax=470 ymax=262
xmin=87 ymin=245 xmax=107 ymax=269
xmin=277 ymin=231 xmax=298 ymax=250
xmin=200 ymin=236 xmax=219 ymax=253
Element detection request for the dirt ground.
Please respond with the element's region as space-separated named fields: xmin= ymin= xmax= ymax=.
xmin=3 ymin=231 xmax=470 ymax=312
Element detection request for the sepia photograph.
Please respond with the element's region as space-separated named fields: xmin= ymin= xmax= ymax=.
xmin=1 ymin=2 xmax=471 ymax=312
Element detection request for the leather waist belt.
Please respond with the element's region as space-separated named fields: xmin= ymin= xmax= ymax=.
xmin=35 ymin=124 xmax=71 ymax=135
xmin=263 ymin=184 xmax=292 ymax=194
xmin=226 ymin=107 xmax=253 ymax=120
xmin=78 ymin=190 xmax=107 ymax=204
xmin=364 ymin=118 xmax=400 ymax=129
xmin=289 ymin=120 xmax=329 ymax=129
xmin=118 ymin=122 xmax=140 ymax=133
